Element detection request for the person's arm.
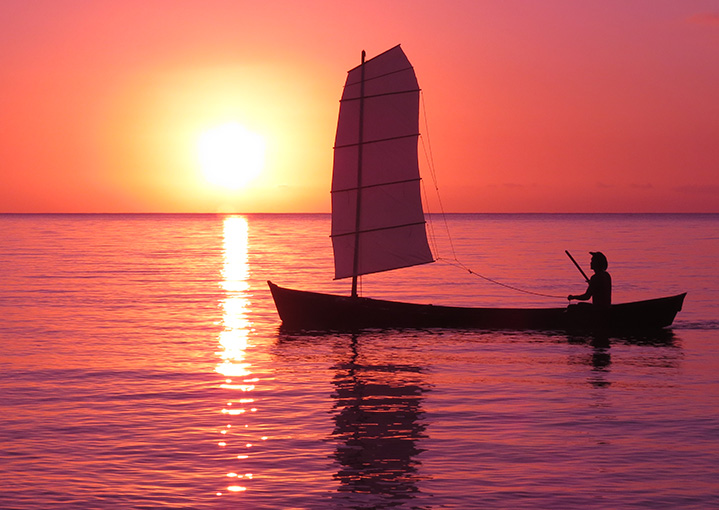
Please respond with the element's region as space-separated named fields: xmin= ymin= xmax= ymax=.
xmin=568 ymin=288 xmax=591 ymax=301
xmin=568 ymin=277 xmax=594 ymax=301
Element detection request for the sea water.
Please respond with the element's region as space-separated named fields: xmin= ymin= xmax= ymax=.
xmin=1 ymin=213 xmax=717 ymax=509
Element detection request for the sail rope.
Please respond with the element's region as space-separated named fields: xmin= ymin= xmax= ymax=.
xmin=419 ymin=92 xmax=565 ymax=301
xmin=419 ymin=94 xmax=459 ymax=261
xmin=436 ymin=257 xmax=566 ymax=299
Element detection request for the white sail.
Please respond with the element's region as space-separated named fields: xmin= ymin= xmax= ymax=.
xmin=331 ymin=45 xmax=434 ymax=280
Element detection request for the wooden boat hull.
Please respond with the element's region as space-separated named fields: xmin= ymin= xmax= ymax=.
xmin=268 ymin=281 xmax=686 ymax=332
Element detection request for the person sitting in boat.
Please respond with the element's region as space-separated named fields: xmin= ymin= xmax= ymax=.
xmin=567 ymin=252 xmax=612 ymax=307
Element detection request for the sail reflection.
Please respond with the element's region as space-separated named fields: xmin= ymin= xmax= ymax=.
xmin=330 ymin=335 xmax=430 ymax=508
xmin=215 ymin=216 xmax=255 ymax=497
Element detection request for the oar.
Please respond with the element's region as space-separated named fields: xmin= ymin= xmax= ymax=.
xmin=565 ymin=250 xmax=589 ymax=282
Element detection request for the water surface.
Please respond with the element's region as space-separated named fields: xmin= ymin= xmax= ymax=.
xmin=1 ymin=214 xmax=717 ymax=508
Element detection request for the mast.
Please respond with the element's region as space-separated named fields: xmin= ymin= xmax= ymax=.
xmin=350 ymin=50 xmax=366 ymax=298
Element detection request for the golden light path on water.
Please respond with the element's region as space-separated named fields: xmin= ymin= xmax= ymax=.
xmin=215 ymin=216 xmax=257 ymax=497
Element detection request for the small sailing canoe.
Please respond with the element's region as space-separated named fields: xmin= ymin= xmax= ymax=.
xmin=269 ymin=281 xmax=686 ymax=332
xmin=268 ymin=46 xmax=687 ymax=333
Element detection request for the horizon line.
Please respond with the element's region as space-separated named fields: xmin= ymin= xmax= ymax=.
xmin=2 ymin=211 xmax=717 ymax=216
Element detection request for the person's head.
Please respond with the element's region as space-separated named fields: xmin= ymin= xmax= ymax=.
xmin=590 ymin=251 xmax=608 ymax=272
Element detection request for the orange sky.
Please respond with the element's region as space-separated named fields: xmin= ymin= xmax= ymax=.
xmin=1 ymin=0 xmax=718 ymax=213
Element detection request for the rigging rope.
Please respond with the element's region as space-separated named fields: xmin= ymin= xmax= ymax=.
xmin=436 ymin=257 xmax=566 ymax=299
xmin=419 ymin=93 xmax=459 ymax=261
xmin=419 ymin=92 xmax=565 ymax=301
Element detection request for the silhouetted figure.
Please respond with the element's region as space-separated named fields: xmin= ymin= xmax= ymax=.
xmin=568 ymin=252 xmax=612 ymax=308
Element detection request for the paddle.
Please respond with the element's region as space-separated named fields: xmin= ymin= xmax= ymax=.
xmin=565 ymin=250 xmax=590 ymax=283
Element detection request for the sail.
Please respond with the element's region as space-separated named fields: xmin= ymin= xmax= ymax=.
xmin=331 ymin=45 xmax=434 ymax=280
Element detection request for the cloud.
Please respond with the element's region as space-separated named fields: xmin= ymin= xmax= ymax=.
xmin=674 ymin=185 xmax=719 ymax=194
xmin=486 ymin=182 xmax=527 ymax=189
xmin=687 ymin=13 xmax=719 ymax=27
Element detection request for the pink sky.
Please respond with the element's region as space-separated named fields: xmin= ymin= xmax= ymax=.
xmin=1 ymin=0 xmax=718 ymax=213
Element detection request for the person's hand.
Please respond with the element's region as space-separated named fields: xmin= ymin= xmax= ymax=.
xmin=567 ymin=295 xmax=574 ymax=301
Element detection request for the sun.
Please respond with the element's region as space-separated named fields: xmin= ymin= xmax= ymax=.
xmin=197 ymin=122 xmax=266 ymax=189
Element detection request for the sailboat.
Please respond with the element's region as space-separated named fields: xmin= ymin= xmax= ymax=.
xmin=268 ymin=46 xmax=685 ymax=331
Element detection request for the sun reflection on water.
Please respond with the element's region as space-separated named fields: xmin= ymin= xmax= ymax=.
xmin=215 ymin=216 xmax=254 ymax=497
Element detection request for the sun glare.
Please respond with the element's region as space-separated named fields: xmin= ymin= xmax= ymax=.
xmin=198 ymin=122 xmax=266 ymax=189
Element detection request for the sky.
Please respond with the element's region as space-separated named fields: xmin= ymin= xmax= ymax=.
xmin=1 ymin=0 xmax=718 ymax=213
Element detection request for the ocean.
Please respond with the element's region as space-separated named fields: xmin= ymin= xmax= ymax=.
xmin=1 ymin=213 xmax=717 ymax=509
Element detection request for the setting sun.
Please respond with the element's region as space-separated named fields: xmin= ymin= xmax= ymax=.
xmin=198 ymin=122 xmax=266 ymax=189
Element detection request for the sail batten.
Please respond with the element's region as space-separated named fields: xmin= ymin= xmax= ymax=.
xmin=331 ymin=177 xmax=421 ymax=194
xmin=331 ymin=220 xmax=427 ymax=238
xmin=334 ymin=133 xmax=419 ymax=150
xmin=345 ymin=65 xmax=415 ymax=85
xmin=339 ymin=88 xmax=421 ymax=103
xmin=331 ymin=45 xmax=434 ymax=281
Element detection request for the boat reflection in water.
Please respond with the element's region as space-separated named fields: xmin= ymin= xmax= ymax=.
xmin=215 ymin=216 xmax=256 ymax=496
xmin=566 ymin=329 xmax=681 ymax=389
xmin=329 ymin=335 xmax=430 ymax=508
